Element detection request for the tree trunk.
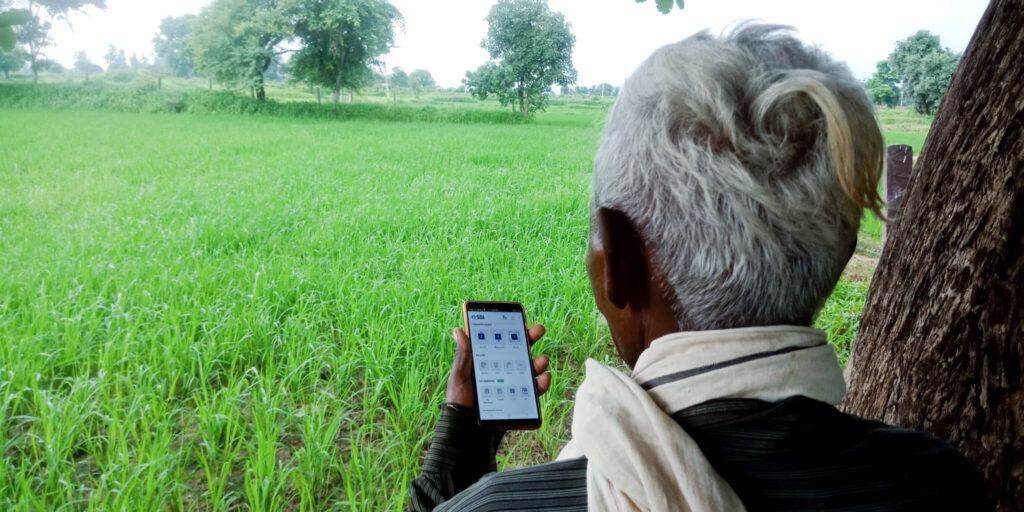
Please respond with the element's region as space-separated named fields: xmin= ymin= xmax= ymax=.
xmin=208 ymin=78 xmax=212 ymax=90
xmin=316 ymin=87 xmax=321 ymax=104
xmin=842 ymin=2 xmax=1024 ymax=510
xmin=348 ymin=91 xmax=353 ymax=104
xmin=518 ymin=89 xmax=526 ymax=117
xmin=333 ymin=88 xmax=341 ymax=103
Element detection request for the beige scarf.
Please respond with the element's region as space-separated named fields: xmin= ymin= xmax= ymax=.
xmin=557 ymin=325 xmax=846 ymax=512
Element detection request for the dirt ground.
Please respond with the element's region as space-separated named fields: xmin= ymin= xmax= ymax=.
xmin=843 ymin=254 xmax=879 ymax=282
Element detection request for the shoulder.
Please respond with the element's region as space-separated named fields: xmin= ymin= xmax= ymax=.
xmin=690 ymin=396 xmax=992 ymax=511
xmin=787 ymin=397 xmax=992 ymax=510
xmin=435 ymin=457 xmax=589 ymax=512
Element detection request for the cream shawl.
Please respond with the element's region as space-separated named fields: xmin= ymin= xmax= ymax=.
xmin=557 ymin=325 xmax=847 ymax=512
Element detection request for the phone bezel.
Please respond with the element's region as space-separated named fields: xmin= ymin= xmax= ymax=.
xmin=461 ymin=301 xmax=543 ymax=430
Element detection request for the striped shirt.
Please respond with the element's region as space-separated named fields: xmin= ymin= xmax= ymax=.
xmin=408 ymin=397 xmax=989 ymax=511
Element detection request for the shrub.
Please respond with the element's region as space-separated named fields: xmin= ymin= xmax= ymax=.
xmin=0 ymin=83 xmax=529 ymax=125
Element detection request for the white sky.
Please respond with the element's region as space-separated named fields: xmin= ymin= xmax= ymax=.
xmin=46 ymin=0 xmax=989 ymax=88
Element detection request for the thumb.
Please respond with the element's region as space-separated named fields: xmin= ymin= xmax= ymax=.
xmin=452 ymin=327 xmax=473 ymax=377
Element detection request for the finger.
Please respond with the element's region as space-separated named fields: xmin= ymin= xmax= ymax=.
xmin=533 ymin=354 xmax=549 ymax=375
xmin=451 ymin=328 xmax=472 ymax=379
xmin=536 ymin=372 xmax=552 ymax=395
xmin=527 ymin=324 xmax=546 ymax=345
xmin=453 ymin=327 xmax=471 ymax=353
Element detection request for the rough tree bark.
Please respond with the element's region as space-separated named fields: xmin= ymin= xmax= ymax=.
xmin=842 ymin=1 xmax=1024 ymax=510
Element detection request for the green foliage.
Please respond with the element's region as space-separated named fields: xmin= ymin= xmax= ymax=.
xmin=813 ymin=279 xmax=869 ymax=366
xmin=0 ymin=8 xmax=30 ymax=51
xmin=103 ymin=43 xmax=127 ymax=70
xmin=72 ymin=49 xmax=101 ymax=75
xmin=187 ymin=0 xmax=292 ymax=100
xmin=888 ymin=30 xmax=961 ymax=115
xmin=153 ymin=14 xmax=197 ymax=78
xmin=635 ymin=0 xmax=685 ymax=14
xmin=906 ymin=50 xmax=959 ymax=115
xmin=867 ymin=60 xmax=899 ymax=108
xmin=13 ymin=10 xmax=48 ymax=78
xmin=408 ymin=68 xmax=435 ymax=93
xmin=389 ymin=65 xmax=408 ymax=88
xmin=0 ymin=82 xmax=531 ymax=124
xmin=8 ymin=0 xmax=104 ymax=81
xmin=23 ymin=0 xmax=106 ymax=15
xmin=0 ymin=45 xmax=26 ymax=78
xmin=287 ymin=0 xmax=402 ymax=98
xmin=465 ymin=0 xmax=577 ymax=117
xmin=32 ymin=56 xmax=61 ymax=72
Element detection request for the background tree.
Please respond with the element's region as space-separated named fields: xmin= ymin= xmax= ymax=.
xmin=888 ymin=30 xmax=961 ymax=114
xmin=14 ymin=10 xmax=48 ymax=82
xmin=843 ymin=1 xmax=1023 ymax=509
xmin=103 ymin=43 xmax=126 ymax=70
xmin=72 ymin=49 xmax=99 ymax=78
xmin=867 ymin=60 xmax=900 ymax=108
xmin=465 ymin=0 xmax=576 ymax=117
xmin=153 ymin=14 xmax=196 ymax=78
xmin=187 ymin=0 xmax=291 ymax=101
xmin=287 ymin=0 xmax=402 ymax=104
xmin=128 ymin=52 xmax=148 ymax=70
xmin=0 ymin=45 xmax=26 ymax=78
xmin=408 ymin=68 xmax=434 ymax=95
xmin=32 ymin=55 xmax=59 ymax=72
xmin=11 ymin=0 xmax=105 ymax=83
xmin=388 ymin=65 xmax=408 ymax=88
xmin=0 ymin=7 xmax=30 ymax=51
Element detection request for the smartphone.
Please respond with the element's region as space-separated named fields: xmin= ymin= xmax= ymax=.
xmin=462 ymin=301 xmax=543 ymax=429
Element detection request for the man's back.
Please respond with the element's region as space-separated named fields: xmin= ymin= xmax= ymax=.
xmin=410 ymin=396 xmax=989 ymax=511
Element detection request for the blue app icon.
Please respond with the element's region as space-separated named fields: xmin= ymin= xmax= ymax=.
xmin=511 ymin=333 xmax=519 ymax=341
xmin=477 ymin=332 xmax=485 ymax=340
xmin=494 ymin=333 xmax=502 ymax=340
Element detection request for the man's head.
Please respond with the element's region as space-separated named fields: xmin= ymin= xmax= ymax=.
xmin=588 ymin=24 xmax=884 ymax=367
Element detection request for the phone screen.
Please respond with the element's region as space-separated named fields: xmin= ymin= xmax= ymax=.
xmin=465 ymin=304 xmax=540 ymax=424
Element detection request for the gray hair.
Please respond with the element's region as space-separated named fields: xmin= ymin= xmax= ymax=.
xmin=592 ymin=23 xmax=884 ymax=330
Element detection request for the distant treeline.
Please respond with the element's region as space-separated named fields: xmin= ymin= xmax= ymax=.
xmin=0 ymin=83 xmax=531 ymax=124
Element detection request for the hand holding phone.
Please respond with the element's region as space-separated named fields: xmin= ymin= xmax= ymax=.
xmin=446 ymin=302 xmax=551 ymax=429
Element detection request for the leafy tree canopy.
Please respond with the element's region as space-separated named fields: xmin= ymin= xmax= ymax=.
xmin=0 ymin=8 xmax=30 ymax=51
xmin=0 ymin=45 xmax=27 ymax=78
xmin=153 ymin=14 xmax=196 ymax=78
xmin=636 ymin=0 xmax=685 ymax=14
xmin=867 ymin=60 xmax=900 ymax=108
xmin=9 ymin=0 xmax=104 ymax=82
xmin=389 ymin=66 xmax=408 ymax=88
xmin=72 ymin=49 xmax=100 ymax=74
xmin=104 ymin=44 xmax=126 ymax=70
xmin=465 ymin=0 xmax=576 ymax=117
xmin=408 ymin=68 xmax=434 ymax=90
xmin=24 ymin=0 xmax=105 ymax=16
xmin=888 ymin=30 xmax=961 ymax=115
xmin=287 ymin=0 xmax=402 ymax=100
xmin=187 ymin=0 xmax=291 ymax=100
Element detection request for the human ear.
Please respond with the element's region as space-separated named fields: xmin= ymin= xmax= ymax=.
xmin=595 ymin=207 xmax=649 ymax=310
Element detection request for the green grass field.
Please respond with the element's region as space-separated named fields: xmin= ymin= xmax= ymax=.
xmin=0 ymin=89 xmax=930 ymax=510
